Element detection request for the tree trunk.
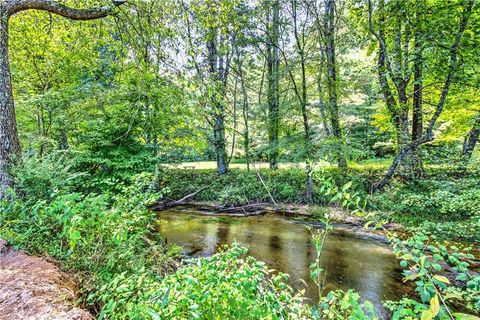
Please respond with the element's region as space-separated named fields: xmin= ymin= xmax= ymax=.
xmin=324 ymin=0 xmax=347 ymax=168
xmin=214 ymin=110 xmax=228 ymax=175
xmin=373 ymin=0 xmax=474 ymax=190
xmin=207 ymin=33 xmax=228 ymax=175
xmin=58 ymin=127 xmax=69 ymax=150
xmin=267 ymin=0 xmax=280 ymax=170
xmin=317 ymin=48 xmax=331 ymax=135
xmin=461 ymin=117 xmax=480 ymax=166
xmin=305 ymin=162 xmax=313 ymax=203
xmin=411 ymin=3 xmax=424 ymax=177
xmin=396 ymin=84 xmax=416 ymax=176
xmin=229 ymin=74 xmax=238 ymax=163
xmin=0 ymin=11 xmax=21 ymax=198
xmin=239 ymin=59 xmax=250 ymax=171
xmin=291 ymin=0 xmax=313 ymax=203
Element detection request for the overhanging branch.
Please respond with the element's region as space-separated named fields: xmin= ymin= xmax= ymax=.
xmin=8 ymin=0 xmax=126 ymax=20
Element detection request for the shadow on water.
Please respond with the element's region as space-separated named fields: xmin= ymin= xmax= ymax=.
xmin=157 ymin=210 xmax=411 ymax=315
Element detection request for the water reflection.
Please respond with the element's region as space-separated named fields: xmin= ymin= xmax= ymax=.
xmin=157 ymin=211 xmax=408 ymax=310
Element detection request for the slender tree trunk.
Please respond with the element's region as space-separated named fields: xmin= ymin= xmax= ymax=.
xmin=213 ymin=110 xmax=228 ymax=175
xmin=373 ymin=0 xmax=398 ymax=130
xmin=396 ymin=84 xmax=415 ymax=176
xmin=461 ymin=117 xmax=480 ymax=166
xmin=36 ymin=105 xmax=46 ymax=158
xmin=324 ymin=0 xmax=346 ymax=168
xmin=0 ymin=11 xmax=21 ymax=198
xmin=288 ymin=0 xmax=313 ymax=202
xmin=59 ymin=127 xmax=69 ymax=150
xmin=267 ymin=0 xmax=280 ymax=170
xmin=207 ymin=34 xmax=228 ymax=175
xmin=317 ymin=48 xmax=331 ymax=135
xmin=229 ymin=74 xmax=238 ymax=163
xmin=411 ymin=4 xmax=424 ymax=177
xmin=239 ymin=60 xmax=251 ymax=171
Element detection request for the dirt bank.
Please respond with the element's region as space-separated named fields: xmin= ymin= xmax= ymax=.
xmin=0 ymin=240 xmax=92 ymax=320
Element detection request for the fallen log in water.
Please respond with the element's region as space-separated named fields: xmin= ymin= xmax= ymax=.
xmin=153 ymin=201 xmax=272 ymax=216
xmin=148 ymin=185 xmax=209 ymax=210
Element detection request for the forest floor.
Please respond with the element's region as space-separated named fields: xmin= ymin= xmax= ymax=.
xmin=0 ymin=240 xmax=92 ymax=320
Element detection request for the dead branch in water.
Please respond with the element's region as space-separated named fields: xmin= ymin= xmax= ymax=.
xmin=149 ymin=185 xmax=210 ymax=210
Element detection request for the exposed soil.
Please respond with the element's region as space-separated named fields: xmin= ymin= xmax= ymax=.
xmin=0 ymin=240 xmax=92 ymax=320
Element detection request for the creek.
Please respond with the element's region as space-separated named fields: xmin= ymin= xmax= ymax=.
xmin=157 ymin=209 xmax=410 ymax=314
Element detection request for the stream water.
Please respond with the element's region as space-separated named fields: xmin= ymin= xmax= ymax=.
xmin=157 ymin=210 xmax=410 ymax=313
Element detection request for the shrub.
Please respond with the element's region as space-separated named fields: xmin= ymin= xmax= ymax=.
xmin=0 ymin=172 xmax=178 ymax=314
xmin=155 ymin=167 xmax=371 ymax=206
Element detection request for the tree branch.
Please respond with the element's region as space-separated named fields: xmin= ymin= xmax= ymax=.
xmin=8 ymin=0 xmax=126 ymax=20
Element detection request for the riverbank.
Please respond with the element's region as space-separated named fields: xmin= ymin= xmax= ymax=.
xmin=155 ymin=167 xmax=480 ymax=243
xmin=2 ymin=168 xmax=479 ymax=319
xmin=0 ymin=240 xmax=92 ymax=320
xmin=150 ymin=200 xmax=405 ymax=233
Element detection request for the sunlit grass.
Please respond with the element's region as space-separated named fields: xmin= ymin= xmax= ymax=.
xmin=161 ymin=159 xmax=392 ymax=170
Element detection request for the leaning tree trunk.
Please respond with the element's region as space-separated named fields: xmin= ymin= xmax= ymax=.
xmin=0 ymin=11 xmax=21 ymax=198
xmin=461 ymin=117 xmax=480 ymax=167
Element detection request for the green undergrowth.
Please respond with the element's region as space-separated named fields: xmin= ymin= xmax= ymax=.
xmin=0 ymin=171 xmax=179 ymax=315
xmin=156 ymin=167 xmax=375 ymax=205
xmin=373 ymin=176 xmax=480 ymax=243
xmin=1 ymin=156 xmax=479 ymax=319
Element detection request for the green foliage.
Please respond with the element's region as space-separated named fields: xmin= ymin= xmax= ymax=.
xmin=156 ymin=167 xmax=371 ymax=206
xmin=11 ymin=152 xmax=84 ymax=201
xmin=318 ymin=290 xmax=379 ymax=320
xmin=0 ymin=170 xmax=178 ymax=315
xmin=3 ymin=0 xmax=480 ymax=318
xmin=147 ymin=245 xmax=311 ymax=319
xmin=377 ymin=178 xmax=480 ymax=220
xmin=387 ymin=232 xmax=480 ymax=319
xmin=4 ymin=157 xmax=480 ymax=319
xmin=418 ymin=219 xmax=480 ymax=244
xmin=372 ymin=174 xmax=480 ymax=242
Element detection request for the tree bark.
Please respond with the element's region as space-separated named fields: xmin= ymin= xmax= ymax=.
xmin=0 ymin=0 xmax=125 ymax=198
xmin=461 ymin=117 xmax=480 ymax=166
xmin=290 ymin=0 xmax=313 ymax=203
xmin=238 ymin=57 xmax=251 ymax=171
xmin=267 ymin=0 xmax=280 ymax=170
xmin=207 ymin=33 xmax=228 ymax=175
xmin=324 ymin=0 xmax=347 ymax=168
xmin=411 ymin=0 xmax=425 ymax=177
xmin=58 ymin=127 xmax=69 ymax=151
xmin=0 ymin=11 xmax=21 ymax=197
xmin=317 ymin=48 xmax=331 ymax=136
xmin=6 ymin=0 xmax=124 ymax=18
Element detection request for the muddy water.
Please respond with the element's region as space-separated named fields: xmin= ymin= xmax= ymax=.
xmin=157 ymin=210 xmax=409 ymax=310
